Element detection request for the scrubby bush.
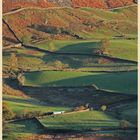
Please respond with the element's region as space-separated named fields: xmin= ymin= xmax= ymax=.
xmin=8 ymin=53 xmax=19 ymax=78
xmin=119 ymin=120 xmax=132 ymax=128
xmin=94 ymin=39 xmax=110 ymax=55
xmin=18 ymin=73 xmax=25 ymax=86
xmin=100 ymin=105 xmax=107 ymax=111
xmin=74 ymin=106 xmax=86 ymax=111
xmin=18 ymin=110 xmax=44 ymax=119
xmin=53 ymin=60 xmax=69 ymax=70
xmin=3 ymin=102 xmax=15 ymax=120
xmin=100 ymin=39 xmax=110 ymax=54
xmin=48 ymin=42 xmax=56 ymax=52
xmin=10 ymin=53 xmax=18 ymax=70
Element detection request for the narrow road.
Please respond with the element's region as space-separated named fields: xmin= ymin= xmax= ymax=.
xmin=110 ymin=4 xmax=137 ymax=11
xmin=3 ymin=6 xmax=72 ymax=16
xmin=3 ymin=4 xmax=137 ymax=16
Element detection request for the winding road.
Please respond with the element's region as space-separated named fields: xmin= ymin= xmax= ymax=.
xmin=3 ymin=4 xmax=137 ymax=16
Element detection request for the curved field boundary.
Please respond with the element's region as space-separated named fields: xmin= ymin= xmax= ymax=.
xmin=21 ymin=82 xmax=137 ymax=97
xmin=6 ymin=116 xmax=137 ymax=133
xmin=25 ymin=69 xmax=137 ymax=73
xmin=106 ymin=97 xmax=137 ymax=107
xmin=23 ymin=44 xmax=137 ymax=64
xmin=110 ymin=4 xmax=137 ymax=11
xmin=7 ymin=117 xmax=45 ymax=129
xmin=3 ymin=18 xmax=137 ymax=64
xmin=40 ymin=127 xmax=137 ymax=134
xmin=6 ymin=97 xmax=136 ymax=124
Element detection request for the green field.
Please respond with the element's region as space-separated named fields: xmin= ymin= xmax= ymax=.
xmin=3 ymin=95 xmax=69 ymax=115
xmin=23 ymin=71 xmax=137 ymax=94
xmin=3 ymin=118 xmax=44 ymax=140
xmin=108 ymin=40 xmax=137 ymax=61
xmin=3 ymin=5 xmax=137 ymax=140
xmin=118 ymin=102 xmax=137 ymax=124
xmin=36 ymin=40 xmax=100 ymax=53
xmin=81 ymin=6 xmax=137 ymax=21
xmin=40 ymin=111 xmax=119 ymax=131
xmin=3 ymin=38 xmax=137 ymax=73
xmin=35 ymin=39 xmax=137 ymax=61
xmin=43 ymin=54 xmax=136 ymax=70
xmin=3 ymin=47 xmax=137 ymax=73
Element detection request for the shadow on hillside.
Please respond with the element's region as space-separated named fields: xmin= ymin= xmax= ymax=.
xmin=11 ymin=118 xmax=137 ymax=137
xmin=20 ymin=71 xmax=137 ymax=107
xmin=38 ymin=72 xmax=137 ymax=94
xmin=41 ymin=122 xmax=118 ymax=129
xmin=3 ymin=72 xmax=137 ymax=108
xmin=55 ymin=41 xmax=101 ymax=53
xmin=21 ymin=80 xmax=136 ymax=108
xmin=3 ymin=36 xmax=18 ymax=44
xmin=28 ymin=24 xmax=84 ymax=39
xmin=43 ymin=54 xmax=104 ymax=68
xmin=17 ymin=53 xmax=42 ymax=59
xmin=12 ymin=118 xmax=44 ymax=134
xmin=3 ymin=96 xmax=47 ymax=107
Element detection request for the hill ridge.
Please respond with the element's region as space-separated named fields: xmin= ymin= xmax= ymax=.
xmin=3 ymin=0 xmax=136 ymax=13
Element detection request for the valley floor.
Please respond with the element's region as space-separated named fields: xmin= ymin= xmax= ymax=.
xmin=2 ymin=4 xmax=138 ymax=140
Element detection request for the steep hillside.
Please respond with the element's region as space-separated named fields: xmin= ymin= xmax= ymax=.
xmin=3 ymin=0 xmax=57 ymax=13
xmin=72 ymin=0 xmax=108 ymax=8
xmin=72 ymin=0 xmax=135 ymax=8
xmin=3 ymin=6 xmax=137 ymax=46
xmin=3 ymin=22 xmax=18 ymax=46
xmin=107 ymin=0 xmax=135 ymax=8
xmin=3 ymin=0 xmax=136 ymax=13
xmin=48 ymin=0 xmax=72 ymax=7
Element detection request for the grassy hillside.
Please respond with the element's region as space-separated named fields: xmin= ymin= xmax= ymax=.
xmin=36 ymin=40 xmax=101 ymax=53
xmin=40 ymin=111 xmax=119 ymax=130
xmin=72 ymin=0 xmax=135 ymax=9
xmin=2 ymin=2 xmax=137 ymax=140
xmin=4 ymin=114 xmax=135 ymax=140
xmin=3 ymin=46 xmax=137 ymax=74
xmin=108 ymin=40 xmax=137 ymax=61
xmin=35 ymin=39 xmax=137 ymax=61
xmin=23 ymin=71 xmax=137 ymax=94
xmin=3 ymin=118 xmax=44 ymax=140
xmin=3 ymin=95 xmax=69 ymax=116
xmin=3 ymin=6 xmax=137 ymax=46
xmin=3 ymin=0 xmax=135 ymax=13
xmin=118 ymin=102 xmax=137 ymax=124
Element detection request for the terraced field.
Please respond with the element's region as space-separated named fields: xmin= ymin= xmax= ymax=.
xmin=117 ymin=102 xmax=137 ymax=124
xmin=2 ymin=3 xmax=137 ymax=140
xmin=3 ymin=46 xmax=137 ymax=73
xmin=23 ymin=71 xmax=137 ymax=94
xmin=36 ymin=40 xmax=101 ymax=53
xmin=40 ymin=111 xmax=120 ymax=130
xmin=35 ymin=39 xmax=137 ymax=61
xmin=3 ymin=118 xmax=44 ymax=140
xmin=3 ymin=95 xmax=69 ymax=116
